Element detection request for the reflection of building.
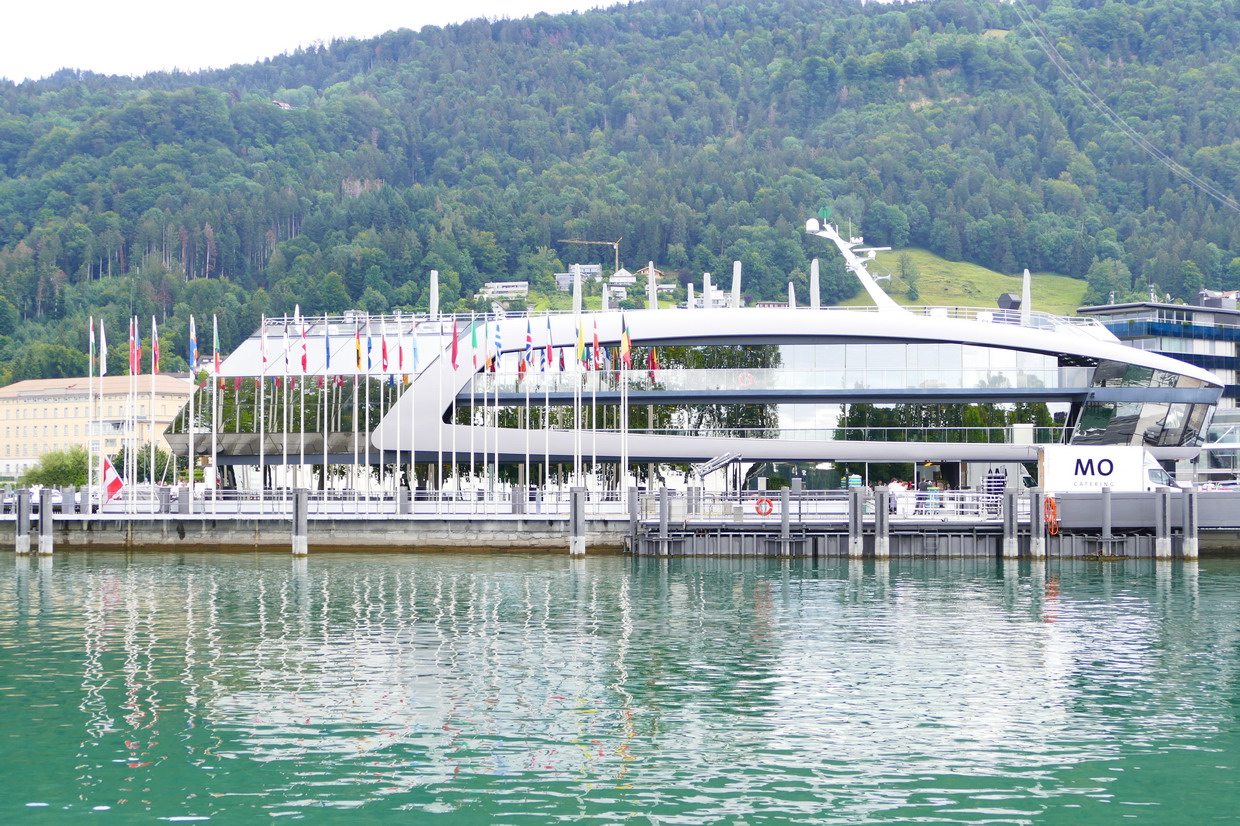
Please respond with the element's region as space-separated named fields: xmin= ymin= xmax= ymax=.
xmin=1079 ymin=293 xmax=1240 ymax=480
xmin=0 ymin=375 xmax=194 ymax=478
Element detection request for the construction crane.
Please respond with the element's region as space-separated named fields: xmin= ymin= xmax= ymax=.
xmin=558 ymin=238 xmax=622 ymax=275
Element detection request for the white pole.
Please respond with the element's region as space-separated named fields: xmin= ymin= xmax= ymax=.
xmin=256 ymin=315 xmax=265 ymax=514
xmin=210 ymin=315 xmax=219 ymax=516
xmin=323 ymin=314 xmax=330 ymax=500
xmin=298 ymin=308 xmax=307 ymax=491
xmin=149 ymin=316 xmax=157 ymax=514
xmin=87 ymin=316 xmax=95 ymax=516
xmin=281 ymin=318 xmax=290 ymax=507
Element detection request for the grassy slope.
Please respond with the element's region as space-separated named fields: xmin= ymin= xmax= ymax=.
xmin=835 ymin=248 xmax=1088 ymax=317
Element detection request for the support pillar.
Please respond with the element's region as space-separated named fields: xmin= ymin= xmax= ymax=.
xmin=37 ymin=488 xmax=54 ymax=556
xmin=1028 ymin=488 xmax=1046 ymax=559
xmin=1002 ymin=489 xmax=1019 ymax=558
xmin=397 ymin=487 xmax=411 ymax=516
xmin=14 ymin=490 xmax=30 ymax=555
xmin=1182 ymin=486 xmax=1199 ymax=560
xmin=873 ymin=487 xmax=890 ymax=558
xmin=1101 ymin=485 xmax=1112 ymax=540
xmin=569 ymin=486 xmax=586 ymax=556
xmin=847 ymin=487 xmax=864 ymax=558
xmin=1155 ymin=488 xmax=1173 ymax=559
xmin=292 ymin=488 xmax=308 ymax=556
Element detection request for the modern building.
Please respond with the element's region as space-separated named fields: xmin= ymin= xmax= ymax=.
xmin=0 ymin=374 xmax=194 ymax=479
xmin=1079 ymin=290 xmax=1240 ymax=480
xmin=171 ymin=221 xmax=1222 ymax=494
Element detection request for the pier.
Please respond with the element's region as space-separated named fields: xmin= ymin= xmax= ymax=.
xmin=3 ymin=485 xmax=1236 ymax=557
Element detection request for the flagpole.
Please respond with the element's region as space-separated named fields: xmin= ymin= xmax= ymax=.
xmin=323 ymin=313 xmax=331 ymax=501
xmin=87 ymin=317 xmax=95 ymax=517
xmin=210 ymin=315 xmax=219 ymax=516
xmin=470 ymin=314 xmax=478 ymax=496
xmin=352 ymin=316 xmax=360 ymax=512
xmin=281 ymin=318 xmax=290 ymax=509
xmin=298 ymin=308 xmax=307 ymax=491
xmin=149 ymin=316 xmax=157 ymax=514
xmin=128 ymin=316 xmax=137 ymax=516
xmin=394 ymin=310 xmax=403 ymax=507
xmin=257 ymin=315 xmax=265 ymax=515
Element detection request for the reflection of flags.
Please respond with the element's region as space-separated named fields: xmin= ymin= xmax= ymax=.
xmin=101 ymin=455 xmax=124 ymax=503
xmin=647 ymin=346 xmax=660 ymax=379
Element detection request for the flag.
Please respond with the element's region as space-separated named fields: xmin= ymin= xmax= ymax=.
xmin=380 ymin=321 xmax=389 ymax=373
xmin=411 ymin=321 xmax=420 ymax=371
xmin=620 ymin=315 xmax=632 ymax=369
xmin=151 ymin=317 xmax=160 ymax=374
xmin=355 ymin=320 xmax=362 ymax=370
xmin=101 ymin=455 xmax=124 ymax=503
xmin=188 ymin=315 xmax=198 ymax=369
xmin=324 ymin=314 xmax=331 ymax=372
xmin=517 ymin=357 xmax=527 ymax=382
xmin=260 ymin=315 xmax=268 ymax=378
xmin=99 ymin=320 xmax=108 ymax=376
xmin=234 ymin=376 xmax=241 ymax=391
xmin=366 ymin=321 xmax=373 ymax=370
xmin=299 ymin=309 xmax=308 ymax=373
xmin=544 ymin=314 xmax=553 ymax=371
xmin=129 ymin=317 xmax=139 ymax=375
xmin=89 ymin=318 xmax=95 ymax=372
xmin=471 ymin=317 xmax=479 ymax=370
xmin=524 ymin=318 xmax=533 ymax=365
xmin=214 ymin=315 xmax=223 ymax=388
xmin=647 ymin=346 xmax=660 ymax=379
xmin=575 ymin=320 xmax=585 ymax=364
xmin=559 ymin=346 xmax=566 ymax=371
xmin=493 ymin=319 xmax=502 ymax=366
xmin=593 ymin=320 xmax=602 ymax=370
xmin=450 ymin=318 xmax=459 ymax=370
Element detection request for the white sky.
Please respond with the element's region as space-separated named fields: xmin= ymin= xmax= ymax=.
xmin=2 ymin=0 xmax=608 ymax=83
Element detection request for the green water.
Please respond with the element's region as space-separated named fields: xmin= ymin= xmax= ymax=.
xmin=2 ymin=553 xmax=1239 ymax=824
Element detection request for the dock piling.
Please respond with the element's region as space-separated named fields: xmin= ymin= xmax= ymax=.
xmin=847 ymin=488 xmax=864 ymax=558
xmin=37 ymin=488 xmax=54 ymax=556
xmin=1028 ymin=488 xmax=1046 ymax=558
xmin=873 ymin=487 xmax=890 ymax=558
xmin=292 ymin=489 xmax=308 ymax=556
xmin=569 ymin=486 xmax=586 ymax=556
xmin=1155 ymin=488 xmax=1173 ymax=559
xmin=14 ymin=490 xmax=30 ymax=555
xmin=1182 ymin=486 xmax=1199 ymax=559
xmin=1002 ymin=490 xmax=1019 ymax=558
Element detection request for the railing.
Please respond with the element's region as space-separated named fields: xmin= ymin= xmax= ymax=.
xmin=637 ymin=488 xmax=1018 ymax=525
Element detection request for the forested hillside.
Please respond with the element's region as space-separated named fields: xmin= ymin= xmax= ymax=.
xmin=1 ymin=0 xmax=1239 ymax=381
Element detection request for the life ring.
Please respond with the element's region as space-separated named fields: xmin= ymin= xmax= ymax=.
xmin=755 ymin=497 xmax=774 ymax=516
xmin=1043 ymin=496 xmax=1059 ymax=536
xmin=738 ymin=371 xmax=754 ymax=388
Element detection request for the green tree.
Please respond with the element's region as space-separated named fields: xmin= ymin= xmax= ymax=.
xmin=21 ymin=446 xmax=89 ymax=487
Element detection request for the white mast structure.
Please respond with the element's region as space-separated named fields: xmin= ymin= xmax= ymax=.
xmin=804 ymin=218 xmax=902 ymax=312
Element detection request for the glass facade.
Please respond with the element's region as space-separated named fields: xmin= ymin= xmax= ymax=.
xmin=1072 ymin=360 xmax=1212 ymax=447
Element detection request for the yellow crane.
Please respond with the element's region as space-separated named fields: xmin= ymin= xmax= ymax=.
xmin=558 ymin=238 xmax=622 ymax=275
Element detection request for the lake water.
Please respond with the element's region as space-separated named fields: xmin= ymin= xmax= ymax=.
xmin=2 ymin=552 xmax=1239 ymax=823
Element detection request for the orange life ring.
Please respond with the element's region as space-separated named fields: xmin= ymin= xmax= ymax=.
xmin=738 ymin=371 xmax=754 ymax=388
xmin=755 ymin=497 xmax=774 ymax=516
xmin=1043 ymin=496 xmax=1059 ymax=536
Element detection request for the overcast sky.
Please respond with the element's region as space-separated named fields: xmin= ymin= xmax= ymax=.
xmin=2 ymin=0 xmax=608 ymax=83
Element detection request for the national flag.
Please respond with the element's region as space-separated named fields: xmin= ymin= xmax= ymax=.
xmin=620 ymin=315 xmax=632 ymax=369
xmin=188 ymin=315 xmax=198 ymax=369
xmin=544 ymin=314 xmax=553 ymax=371
xmin=324 ymin=314 xmax=331 ymax=371
xmin=380 ymin=322 xmax=389 ymax=373
xmin=647 ymin=346 xmax=660 ymax=379
xmin=89 ymin=318 xmax=96 ymax=374
xmin=99 ymin=320 xmax=108 ymax=376
xmin=593 ymin=320 xmax=602 ymax=370
xmin=234 ymin=376 xmax=241 ymax=391
xmin=450 ymin=318 xmax=459 ymax=370
xmin=493 ymin=319 xmax=502 ymax=366
xmin=355 ymin=320 xmax=362 ymax=370
xmin=101 ymin=455 xmax=124 ymax=503
xmin=471 ymin=317 xmax=479 ymax=370
xmin=128 ymin=317 xmax=139 ymax=375
xmin=411 ymin=320 xmax=420 ymax=371
xmin=517 ymin=357 xmax=527 ymax=382
xmin=214 ymin=315 xmax=223 ymax=388
xmin=366 ymin=321 xmax=373 ymax=370
xmin=151 ymin=317 xmax=161 ymax=374
xmin=575 ymin=320 xmax=585 ymax=364
xmin=559 ymin=347 xmax=566 ymax=371
xmin=299 ymin=309 xmax=308 ymax=373
xmin=260 ymin=315 xmax=268 ymax=378
xmin=523 ymin=318 xmax=533 ymax=365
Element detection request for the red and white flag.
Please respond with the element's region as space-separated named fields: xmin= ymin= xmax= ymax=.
xmin=101 ymin=455 xmax=125 ymax=503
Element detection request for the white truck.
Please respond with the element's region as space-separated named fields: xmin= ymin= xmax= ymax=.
xmin=1037 ymin=446 xmax=1176 ymax=493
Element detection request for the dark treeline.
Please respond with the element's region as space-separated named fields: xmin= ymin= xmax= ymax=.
xmin=1 ymin=0 xmax=1239 ymax=382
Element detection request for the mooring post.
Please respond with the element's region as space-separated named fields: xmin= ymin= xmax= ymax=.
xmin=780 ymin=486 xmax=791 ymax=538
xmin=37 ymin=488 xmax=54 ymax=556
xmin=847 ymin=487 xmax=864 ymax=558
xmin=658 ymin=487 xmax=669 ymax=540
xmin=14 ymin=490 xmax=30 ymax=555
xmin=1101 ymin=486 xmax=1113 ymax=541
xmin=569 ymin=486 xmax=586 ymax=556
xmin=158 ymin=486 xmax=171 ymax=515
xmin=1182 ymin=486 xmax=1199 ymax=559
xmin=291 ymin=488 xmax=308 ymax=556
xmin=397 ymin=486 xmax=411 ymax=516
xmin=1155 ymin=488 xmax=1173 ymax=559
xmin=873 ymin=487 xmax=890 ymax=558
xmin=1028 ymin=488 xmax=1046 ymax=559
xmin=628 ymin=486 xmax=639 ymax=540
xmin=1001 ymin=489 xmax=1019 ymax=558
xmin=511 ymin=483 xmax=526 ymax=515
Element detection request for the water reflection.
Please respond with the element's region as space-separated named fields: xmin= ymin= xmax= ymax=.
xmin=0 ymin=553 xmax=1236 ymax=822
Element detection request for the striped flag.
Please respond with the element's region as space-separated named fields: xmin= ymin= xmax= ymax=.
xmin=151 ymin=317 xmax=160 ymax=373
xmin=101 ymin=455 xmax=125 ymax=503
xmin=99 ymin=320 xmax=108 ymax=376
xmin=524 ymin=318 xmax=533 ymax=366
xmin=188 ymin=315 xmax=198 ymax=369
xmin=450 ymin=318 xmax=459 ymax=370
xmin=620 ymin=314 xmax=632 ymax=369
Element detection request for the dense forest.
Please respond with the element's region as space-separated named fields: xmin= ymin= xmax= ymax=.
xmin=1 ymin=0 xmax=1239 ymax=382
